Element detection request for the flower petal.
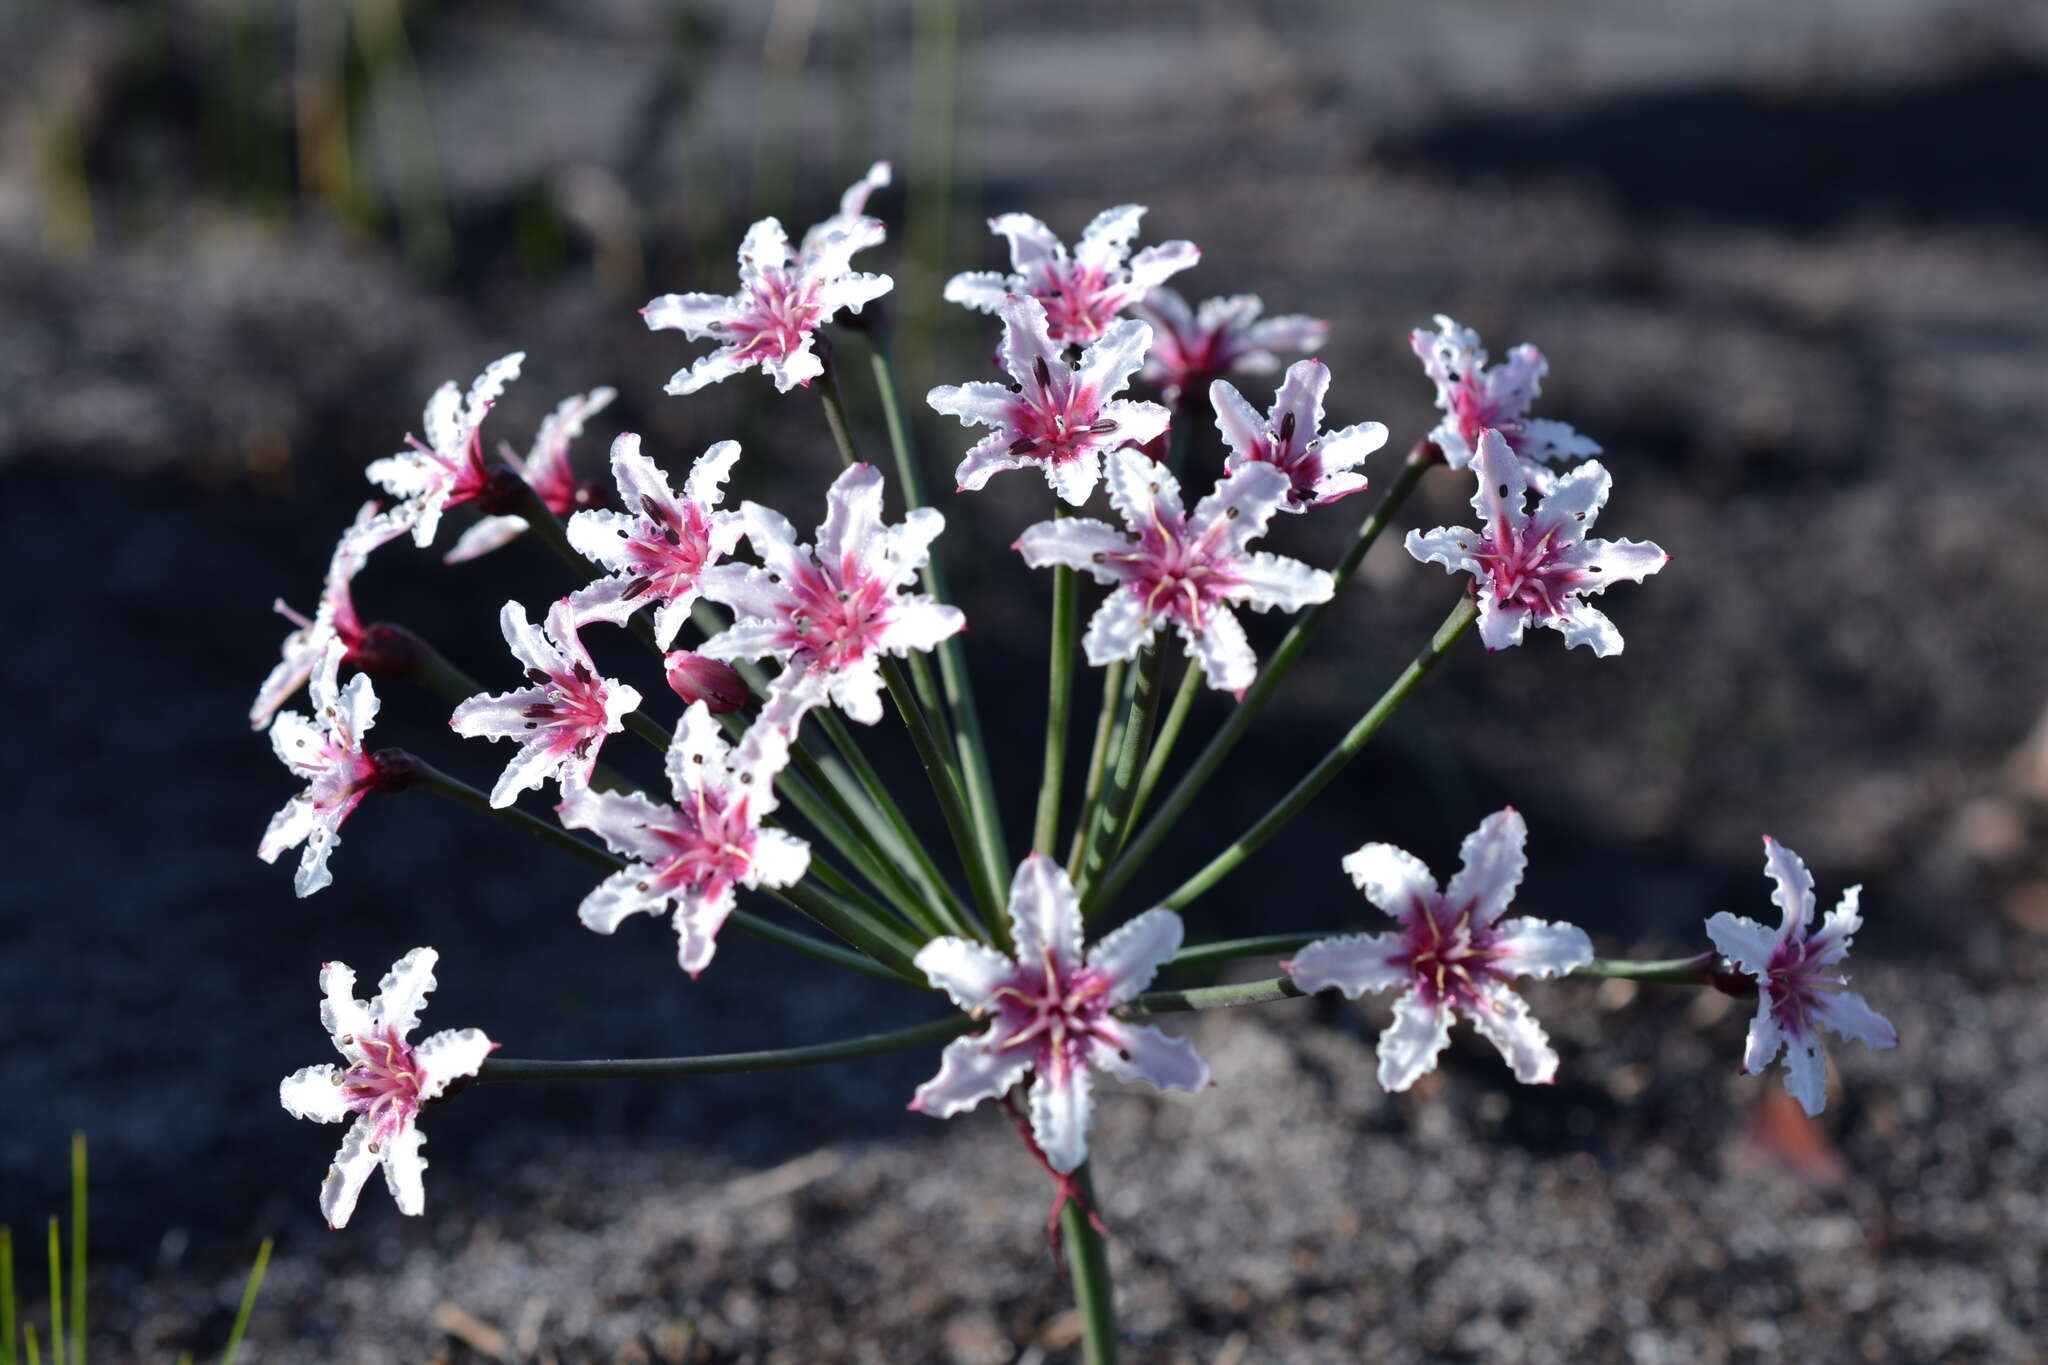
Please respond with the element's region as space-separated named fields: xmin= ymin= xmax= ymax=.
xmin=1466 ymin=983 xmax=1562 ymax=1084
xmin=1443 ymin=807 xmax=1527 ymax=928
xmin=319 ymin=960 xmax=371 ymax=1050
xmin=1028 ymin=1065 xmax=1095 ymax=1175
xmin=279 ymin=1063 xmax=350 ymax=1123
xmin=379 ymin=1124 xmax=428 ymax=1217
xmin=1085 ymin=907 xmax=1183 ymax=1004
xmin=320 ymin=1115 xmax=381 ymax=1229
xmin=1492 ymin=916 xmax=1594 ymax=979
xmin=1007 ymin=852 xmax=1086 ymax=979
xmin=1228 ymin=552 xmax=1334 ymax=614
xmin=1092 ymin=1020 xmax=1209 ymax=1093
xmin=915 ymin=936 xmax=1018 ymax=1012
xmin=373 ymin=946 xmax=438 ymax=1036
xmin=1376 ymin=987 xmax=1454 ymax=1093
xmin=909 ymin=1035 xmax=1032 ymax=1117
xmin=1341 ymin=843 xmax=1438 ymax=924
xmin=1705 ymin=911 xmax=1777 ymax=977
xmin=1810 ymin=990 xmax=1897 ymax=1053
xmin=416 ymin=1027 xmax=496 ymax=1099
xmin=1081 ymin=586 xmax=1157 ymax=666
xmin=1285 ymin=931 xmax=1408 ymax=998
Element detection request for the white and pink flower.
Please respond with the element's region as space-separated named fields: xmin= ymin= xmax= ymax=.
xmin=945 ymin=205 xmax=1198 ymax=346
xmin=366 ymin=352 xmax=525 ymax=548
xmin=1706 ymin=837 xmax=1897 ymax=1116
xmin=251 ymin=501 xmax=411 ymax=729
xmin=444 ymin=385 xmax=616 ymax=564
xmin=642 ymin=170 xmax=893 ymax=395
xmin=1412 ymin=314 xmax=1600 ymax=486
xmin=1406 ymin=429 xmax=1667 ymax=657
xmin=910 ymin=854 xmax=1209 ymax=1174
xmin=1135 ymin=288 xmax=1327 ymax=402
xmin=557 ymin=704 xmax=808 ymax=977
xmin=1212 ymin=359 xmax=1387 ymax=513
xmin=279 ymin=947 xmax=496 ymax=1228
xmin=927 ymin=294 xmax=1169 ymax=506
xmin=1015 ymin=448 xmax=1333 ymax=697
xmin=260 ymin=642 xmax=387 ymax=898
xmin=1286 ymin=808 xmax=1593 ymax=1092
xmin=450 ymin=589 xmax=644 ymax=807
xmin=698 ymin=463 xmax=963 ymax=726
xmin=564 ymin=434 xmax=745 ymax=649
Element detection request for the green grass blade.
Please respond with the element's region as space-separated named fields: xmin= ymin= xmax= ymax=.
xmin=21 ymin=1323 xmax=36 ymax=1365
xmin=42 ymin=1220 xmax=59 ymax=1365
xmin=217 ymin=1238 xmax=271 ymax=1365
xmin=67 ymin=1136 xmax=83 ymax=1365
xmin=3 ymin=1223 xmax=17 ymax=1365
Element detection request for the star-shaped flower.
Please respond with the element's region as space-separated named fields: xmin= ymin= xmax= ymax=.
xmin=366 ymin=352 xmax=525 ymax=548
xmin=444 ymin=385 xmax=616 ymax=564
xmin=910 ymin=854 xmax=1209 ymax=1174
xmin=1285 ymin=808 xmax=1593 ymax=1092
xmin=927 ymin=294 xmax=1169 ymax=506
xmin=642 ymin=176 xmax=893 ymax=395
xmin=945 ymin=204 xmax=1199 ymax=346
xmin=557 ymin=704 xmax=808 ymax=977
xmin=1706 ymin=837 xmax=1897 ymax=1116
xmin=1134 ymin=288 xmax=1328 ymax=402
xmin=260 ymin=642 xmax=388 ymax=898
xmin=564 ymin=433 xmax=745 ymax=648
xmin=698 ymin=463 xmax=963 ymax=726
xmin=251 ymin=501 xmax=411 ymax=729
xmin=1406 ymin=429 xmax=1667 ymax=657
xmin=1212 ymin=359 xmax=1387 ymax=513
xmin=1412 ymin=314 xmax=1600 ymax=486
xmin=279 ymin=947 xmax=496 ymax=1228
xmin=449 ymin=589 xmax=644 ymax=807
xmin=1015 ymin=448 xmax=1333 ymax=697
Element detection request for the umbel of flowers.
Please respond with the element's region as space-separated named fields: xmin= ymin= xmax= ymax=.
xmin=251 ymin=169 xmax=1895 ymax=1359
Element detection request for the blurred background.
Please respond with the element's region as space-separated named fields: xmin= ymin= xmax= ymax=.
xmin=4 ymin=0 xmax=2046 ymax=1359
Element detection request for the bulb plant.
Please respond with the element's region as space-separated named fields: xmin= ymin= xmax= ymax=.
xmin=255 ymin=161 xmax=1896 ymax=1360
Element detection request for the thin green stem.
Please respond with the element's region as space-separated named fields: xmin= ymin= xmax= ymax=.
xmin=1168 ymin=934 xmax=1319 ymax=971
xmin=1573 ymin=952 xmax=1721 ymax=985
xmin=1035 ymin=515 xmax=1079 ymax=855
xmin=1127 ymin=657 xmax=1201 ymax=830
xmin=774 ymin=734 xmax=953 ymax=938
xmin=1066 ymin=659 xmax=1128 ymax=874
xmin=622 ymin=708 xmax=673 ymax=754
xmin=1078 ymin=644 xmax=1165 ymax=905
xmin=812 ymin=708 xmax=972 ymax=931
xmin=883 ymin=661 xmax=1002 ymax=934
xmin=816 ymin=351 xmax=866 ymax=469
xmin=1161 ymin=595 xmax=1478 ymax=911
xmin=401 ymin=757 xmax=918 ymax=983
xmin=2 ymin=1224 xmax=15 ymax=1365
xmin=391 ymin=628 xmax=484 ymax=706
xmin=866 ymin=340 xmax=1010 ymax=896
xmin=216 ymin=1238 xmax=271 ymax=1365
xmin=1063 ymin=1165 xmax=1117 ymax=1365
xmin=1132 ymin=975 xmax=1306 ymax=1015
xmin=762 ymin=884 xmax=926 ymax=984
xmin=1094 ymin=441 xmax=1438 ymax=913
xmin=477 ymin=1014 xmax=973 ymax=1083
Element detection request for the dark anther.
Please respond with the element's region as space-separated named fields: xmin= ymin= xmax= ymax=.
xmin=1034 ymin=357 xmax=1052 ymax=391
xmin=521 ymin=704 xmax=554 ymax=719
xmin=622 ymin=577 xmax=653 ymax=600
xmin=1086 ymin=420 xmax=1119 ymax=434
xmin=1277 ymin=411 xmax=1296 ymax=445
xmin=526 ymin=668 xmax=551 ymax=685
xmin=573 ymin=662 xmax=595 ymax=684
xmin=1009 ymin=437 xmax=1039 ymax=455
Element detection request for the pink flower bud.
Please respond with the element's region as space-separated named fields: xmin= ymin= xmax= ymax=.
xmin=664 ymin=651 xmax=747 ymax=713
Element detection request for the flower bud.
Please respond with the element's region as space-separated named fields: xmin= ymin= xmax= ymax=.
xmin=664 ymin=651 xmax=747 ymax=714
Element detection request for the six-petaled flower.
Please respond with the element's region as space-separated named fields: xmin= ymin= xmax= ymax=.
xmin=945 ymin=205 xmax=1198 ymax=346
xmin=642 ymin=168 xmax=893 ymax=395
xmin=251 ymin=501 xmax=410 ymax=729
xmin=1212 ymin=359 xmax=1387 ymax=513
xmin=367 ymin=352 xmax=525 ymax=548
xmin=279 ymin=948 xmax=496 ymax=1228
xmin=910 ymin=854 xmax=1210 ymax=1174
xmin=927 ymin=294 xmax=1169 ymax=506
xmin=565 ymin=433 xmax=745 ymax=649
xmin=698 ymin=463 xmax=963 ymax=726
xmin=444 ymin=385 xmax=616 ymax=564
xmin=1412 ymin=314 xmax=1600 ymax=488
xmin=1015 ymin=448 xmax=1333 ymax=696
xmin=1406 ymin=429 xmax=1667 ymax=656
xmin=1706 ymin=837 xmax=1897 ymax=1116
xmin=260 ymin=642 xmax=389 ymax=898
xmin=450 ymin=589 xmax=644 ymax=807
xmin=1286 ymin=808 xmax=1594 ymax=1092
xmin=1134 ymin=288 xmax=1328 ymax=402
xmin=557 ymin=703 xmax=808 ymax=977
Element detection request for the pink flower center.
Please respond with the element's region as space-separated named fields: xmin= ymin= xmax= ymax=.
xmin=723 ymin=268 xmax=826 ymax=362
xmin=1473 ymin=518 xmax=1590 ymax=621
xmin=1247 ymin=412 xmax=1325 ymax=505
xmin=1030 ymin=263 xmax=1132 ymax=344
xmin=643 ymin=786 xmax=759 ymax=903
xmin=989 ymin=949 xmax=1118 ymax=1086
xmin=1006 ymin=372 xmax=1115 ymax=468
xmin=781 ymin=557 xmax=891 ymax=672
xmin=339 ymin=1025 xmax=423 ymax=1150
xmin=1110 ymin=504 xmax=1243 ymax=630
xmin=519 ymin=662 xmax=618 ymax=760
xmin=1396 ymin=901 xmax=1506 ymax=1010
xmin=1763 ymin=936 xmax=1844 ymax=1036
xmin=617 ymin=497 xmax=717 ymax=602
